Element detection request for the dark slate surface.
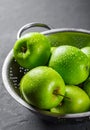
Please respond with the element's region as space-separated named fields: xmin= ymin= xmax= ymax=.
xmin=0 ymin=0 xmax=90 ymax=129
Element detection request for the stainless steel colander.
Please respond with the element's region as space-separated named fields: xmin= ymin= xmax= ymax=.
xmin=2 ymin=22 xmax=90 ymax=122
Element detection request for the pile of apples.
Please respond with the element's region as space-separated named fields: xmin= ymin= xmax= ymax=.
xmin=13 ymin=32 xmax=90 ymax=114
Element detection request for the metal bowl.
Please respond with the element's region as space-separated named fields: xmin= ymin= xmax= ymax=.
xmin=2 ymin=22 xmax=90 ymax=123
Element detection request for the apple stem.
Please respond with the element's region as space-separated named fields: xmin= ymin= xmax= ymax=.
xmin=54 ymin=92 xmax=71 ymax=101
xmin=53 ymin=88 xmax=71 ymax=100
xmin=59 ymin=94 xmax=71 ymax=101
xmin=21 ymin=46 xmax=27 ymax=53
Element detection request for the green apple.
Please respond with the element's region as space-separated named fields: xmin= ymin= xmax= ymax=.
xmin=83 ymin=77 xmax=90 ymax=98
xmin=51 ymin=85 xmax=90 ymax=114
xmin=49 ymin=45 xmax=89 ymax=85
xmin=20 ymin=66 xmax=65 ymax=110
xmin=13 ymin=32 xmax=51 ymax=69
xmin=81 ymin=46 xmax=90 ymax=69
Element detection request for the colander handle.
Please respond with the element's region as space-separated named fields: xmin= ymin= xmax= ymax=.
xmin=17 ymin=22 xmax=52 ymax=39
